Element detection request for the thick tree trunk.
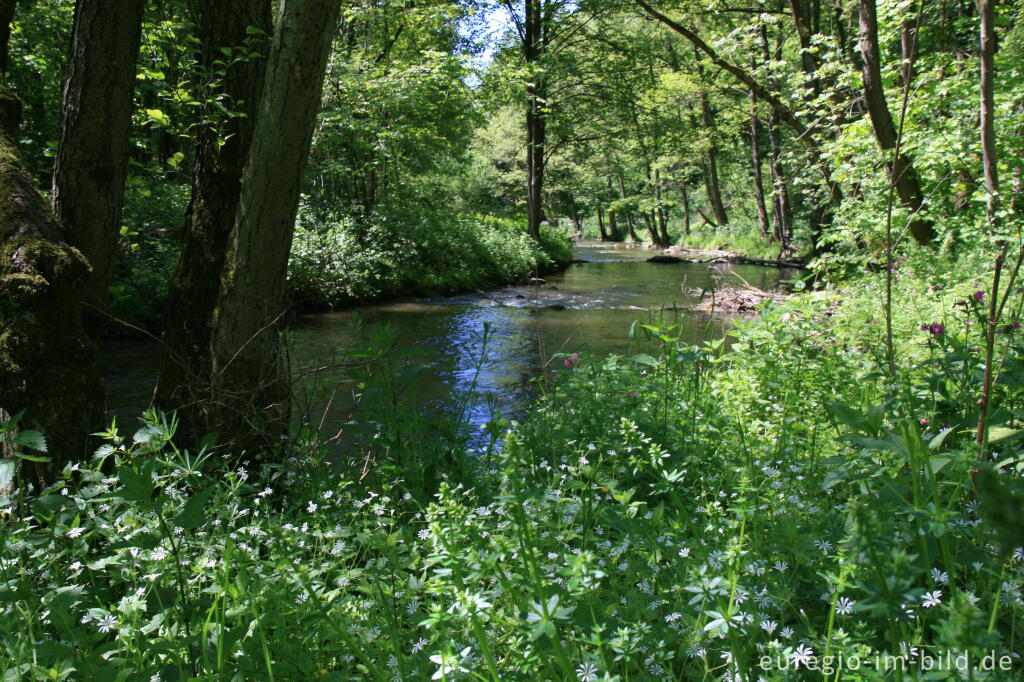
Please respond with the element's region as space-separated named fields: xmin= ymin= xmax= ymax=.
xmin=749 ymin=87 xmax=771 ymax=241
xmin=858 ymin=0 xmax=934 ymax=244
xmin=50 ymin=0 xmax=145 ymax=313
xmin=0 ymin=1 xmax=15 ymax=79
xmin=155 ymin=0 xmax=272 ymax=443
xmin=608 ymin=209 xmax=621 ymax=241
xmin=208 ymin=0 xmax=340 ymax=449
xmin=0 ymin=87 xmax=101 ymax=482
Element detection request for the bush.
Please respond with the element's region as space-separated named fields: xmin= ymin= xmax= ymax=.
xmin=288 ymin=206 xmax=572 ymax=309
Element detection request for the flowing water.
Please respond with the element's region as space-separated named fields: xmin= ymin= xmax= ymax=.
xmin=100 ymin=242 xmax=792 ymax=437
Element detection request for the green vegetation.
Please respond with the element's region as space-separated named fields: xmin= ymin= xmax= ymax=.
xmin=290 ymin=210 xmax=570 ymax=309
xmin=2 ymin=0 xmax=1024 ymax=679
xmin=4 ymin=267 xmax=1024 ymax=680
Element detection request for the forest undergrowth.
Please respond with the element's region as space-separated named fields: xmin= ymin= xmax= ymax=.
xmin=2 ymin=253 xmax=1024 ymax=681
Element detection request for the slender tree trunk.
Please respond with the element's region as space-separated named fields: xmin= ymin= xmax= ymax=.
xmin=696 ymin=70 xmax=728 ymax=226
xmin=571 ymin=214 xmax=582 ymax=237
xmin=208 ymin=0 xmax=340 ymax=448
xmin=749 ymin=85 xmax=771 ymax=240
xmin=50 ymin=0 xmax=146 ymax=313
xmin=760 ymin=27 xmax=793 ymax=247
xmin=977 ymin=0 xmax=998 ymax=224
xmin=616 ymin=172 xmax=639 ymax=241
xmin=0 ymin=86 xmax=102 ymax=482
xmin=156 ymin=0 xmax=272 ymax=443
xmin=858 ymin=0 xmax=934 ymax=244
xmin=596 ymin=206 xmax=607 ymax=240
xmin=524 ymin=0 xmax=546 ymax=240
xmin=680 ymin=178 xmax=691 ymax=236
xmin=654 ymin=168 xmax=670 ymax=244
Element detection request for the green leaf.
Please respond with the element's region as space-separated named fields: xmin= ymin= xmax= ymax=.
xmin=14 ymin=430 xmax=47 ymax=452
xmin=145 ymin=108 xmax=170 ymax=126
xmin=175 ymin=486 xmax=217 ymax=529
xmin=928 ymin=427 xmax=955 ymax=450
xmin=629 ymin=354 xmax=659 ymax=367
xmin=988 ymin=426 xmax=1021 ymax=443
xmin=0 ymin=460 xmax=15 ymax=491
xmin=117 ymin=466 xmax=154 ymax=504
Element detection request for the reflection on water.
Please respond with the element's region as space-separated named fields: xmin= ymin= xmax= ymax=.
xmin=101 ymin=242 xmax=791 ymax=441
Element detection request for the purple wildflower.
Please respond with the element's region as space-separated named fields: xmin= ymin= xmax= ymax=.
xmin=920 ymin=323 xmax=945 ymax=337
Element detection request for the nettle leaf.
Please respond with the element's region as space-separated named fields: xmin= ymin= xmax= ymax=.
xmin=117 ymin=466 xmax=154 ymax=504
xmin=175 ymin=486 xmax=217 ymax=529
xmin=0 ymin=459 xmax=13 ymax=487
xmin=14 ymin=430 xmax=47 ymax=452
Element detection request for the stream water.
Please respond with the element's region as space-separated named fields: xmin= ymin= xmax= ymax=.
xmin=100 ymin=242 xmax=791 ymax=437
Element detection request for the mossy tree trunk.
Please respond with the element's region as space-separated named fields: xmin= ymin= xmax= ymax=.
xmin=50 ymin=0 xmax=146 ymax=313
xmin=206 ymin=0 xmax=339 ymax=450
xmin=0 ymin=87 xmax=102 ymax=483
xmin=155 ymin=0 xmax=272 ymax=445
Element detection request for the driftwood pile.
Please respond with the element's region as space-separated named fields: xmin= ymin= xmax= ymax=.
xmin=690 ymin=284 xmax=786 ymax=313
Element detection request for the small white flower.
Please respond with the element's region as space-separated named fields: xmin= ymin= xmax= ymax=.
xmin=922 ymin=590 xmax=942 ymax=608
xmin=576 ymin=662 xmax=599 ymax=681
xmin=790 ymin=644 xmax=815 ymax=668
xmin=307 ymin=501 xmax=318 ymax=514
xmin=835 ymin=597 xmax=856 ymax=615
xmin=96 ymin=614 xmax=118 ymax=633
xmin=66 ymin=526 xmax=84 ymax=539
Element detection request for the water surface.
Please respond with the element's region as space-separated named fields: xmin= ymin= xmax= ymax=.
xmin=101 ymin=242 xmax=790 ymax=438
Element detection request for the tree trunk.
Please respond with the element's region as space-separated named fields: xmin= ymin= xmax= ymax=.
xmin=596 ymin=206 xmax=608 ymax=240
xmin=0 ymin=86 xmax=102 ymax=482
xmin=654 ymin=168 xmax=670 ymax=245
xmin=616 ymin=172 xmax=639 ymax=241
xmin=680 ymin=178 xmax=691 ymax=236
xmin=749 ymin=86 xmax=771 ymax=241
xmin=858 ymin=0 xmax=934 ymax=244
xmin=571 ymin=214 xmax=582 ymax=237
xmin=977 ymin=0 xmax=998 ymax=224
xmin=761 ymin=28 xmax=793 ymax=246
xmin=207 ymin=0 xmax=340 ymax=449
xmin=155 ymin=0 xmax=272 ymax=443
xmin=50 ymin=0 xmax=146 ymax=313
xmin=0 ymin=1 xmax=15 ymax=79
xmin=608 ymin=209 xmax=621 ymax=241
xmin=698 ymin=76 xmax=728 ymax=226
xmin=524 ymin=0 xmax=546 ymax=240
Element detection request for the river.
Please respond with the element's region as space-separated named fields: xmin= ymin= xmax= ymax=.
xmin=100 ymin=241 xmax=791 ymax=441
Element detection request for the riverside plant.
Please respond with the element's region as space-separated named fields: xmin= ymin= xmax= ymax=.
xmin=1 ymin=282 xmax=1023 ymax=681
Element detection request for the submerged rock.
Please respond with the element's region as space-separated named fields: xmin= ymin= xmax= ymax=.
xmin=646 ymin=255 xmax=684 ymax=264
